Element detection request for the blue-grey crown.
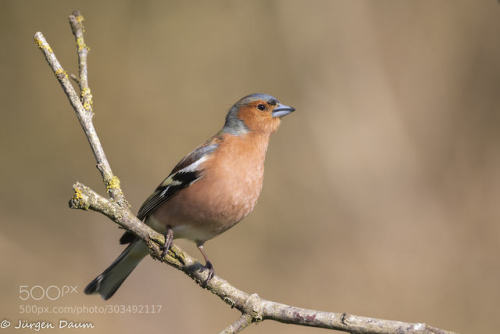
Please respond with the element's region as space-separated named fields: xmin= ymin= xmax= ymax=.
xmin=222 ymin=93 xmax=279 ymax=135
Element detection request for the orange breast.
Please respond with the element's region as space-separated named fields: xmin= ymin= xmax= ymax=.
xmin=150 ymin=132 xmax=270 ymax=242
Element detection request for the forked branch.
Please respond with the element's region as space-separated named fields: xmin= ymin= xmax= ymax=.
xmin=34 ymin=10 xmax=459 ymax=334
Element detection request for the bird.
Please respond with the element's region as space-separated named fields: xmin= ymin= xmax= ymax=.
xmin=84 ymin=93 xmax=295 ymax=300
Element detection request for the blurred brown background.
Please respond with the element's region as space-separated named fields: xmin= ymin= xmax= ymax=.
xmin=1 ymin=1 xmax=499 ymax=333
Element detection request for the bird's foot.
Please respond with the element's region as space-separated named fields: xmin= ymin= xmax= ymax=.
xmin=201 ymin=260 xmax=214 ymax=286
xmin=161 ymin=226 xmax=174 ymax=259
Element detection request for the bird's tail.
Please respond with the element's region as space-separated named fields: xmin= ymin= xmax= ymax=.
xmin=84 ymin=240 xmax=148 ymax=300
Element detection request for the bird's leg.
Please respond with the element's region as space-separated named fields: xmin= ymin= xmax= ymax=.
xmin=161 ymin=225 xmax=174 ymax=258
xmin=197 ymin=242 xmax=215 ymax=283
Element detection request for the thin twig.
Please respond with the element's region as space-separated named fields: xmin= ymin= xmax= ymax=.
xmin=70 ymin=73 xmax=80 ymax=84
xmin=34 ymin=11 xmax=460 ymax=334
xmin=219 ymin=314 xmax=253 ymax=334
xmin=33 ymin=29 xmax=127 ymax=207
xmin=69 ymin=10 xmax=93 ymax=115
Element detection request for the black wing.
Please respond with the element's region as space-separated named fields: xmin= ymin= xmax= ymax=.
xmin=136 ymin=170 xmax=199 ymax=221
xmin=120 ymin=142 xmax=219 ymax=244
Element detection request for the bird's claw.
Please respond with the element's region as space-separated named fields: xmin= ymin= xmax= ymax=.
xmin=161 ymin=227 xmax=174 ymax=259
xmin=201 ymin=261 xmax=214 ymax=285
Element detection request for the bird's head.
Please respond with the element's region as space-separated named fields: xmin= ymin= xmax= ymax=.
xmin=222 ymin=93 xmax=295 ymax=135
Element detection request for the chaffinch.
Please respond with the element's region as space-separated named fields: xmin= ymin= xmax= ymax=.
xmin=85 ymin=93 xmax=295 ymax=299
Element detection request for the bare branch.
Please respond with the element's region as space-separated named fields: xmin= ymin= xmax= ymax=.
xmin=219 ymin=314 xmax=253 ymax=334
xmin=70 ymin=73 xmax=80 ymax=84
xmin=69 ymin=10 xmax=93 ymax=115
xmin=34 ymin=11 xmax=460 ymax=334
xmin=33 ymin=29 xmax=126 ymax=207
xmin=67 ymin=183 xmax=462 ymax=334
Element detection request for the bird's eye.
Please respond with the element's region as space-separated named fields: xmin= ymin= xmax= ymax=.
xmin=257 ymin=104 xmax=266 ymax=111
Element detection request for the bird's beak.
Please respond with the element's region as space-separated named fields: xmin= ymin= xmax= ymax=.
xmin=272 ymin=103 xmax=295 ymax=118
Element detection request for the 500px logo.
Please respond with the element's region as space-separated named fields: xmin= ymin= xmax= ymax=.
xmin=19 ymin=285 xmax=78 ymax=301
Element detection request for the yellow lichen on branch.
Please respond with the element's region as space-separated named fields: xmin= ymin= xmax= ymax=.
xmin=34 ymin=36 xmax=53 ymax=53
xmin=75 ymin=13 xmax=84 ymax=24
xmin=81 ymin=87 xmax=93 ymax=111
xmin=54 ymin=68 xmax=68 ymax=79
xmin=76 ymin=37 xmax=87 ymax=51
xmin=106 ymin=176 xmax=121 ymax=191
xmin=70 ymin=186 xmax=89 ymax=210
